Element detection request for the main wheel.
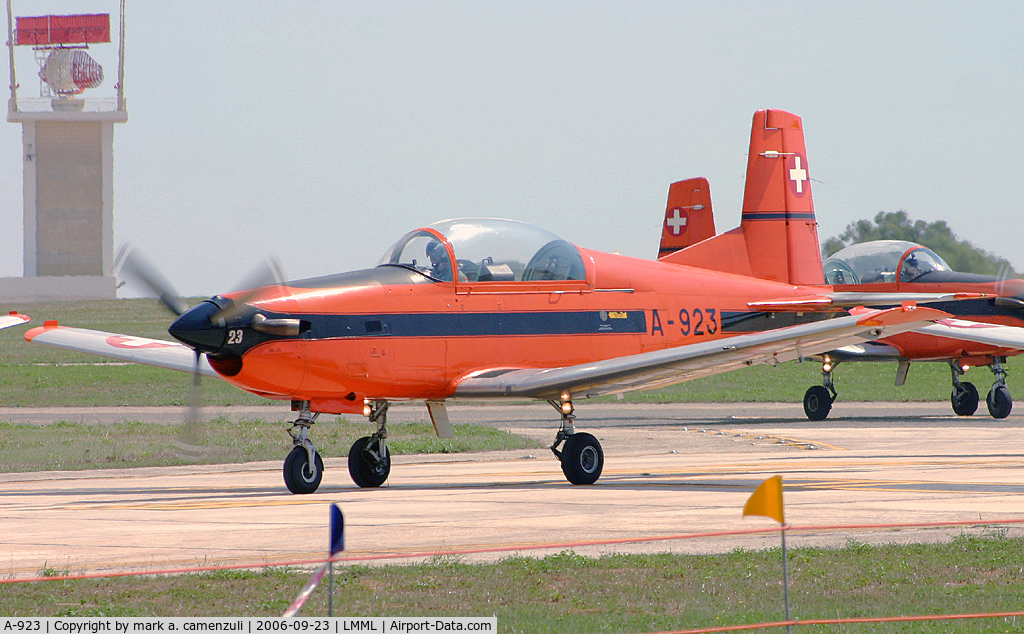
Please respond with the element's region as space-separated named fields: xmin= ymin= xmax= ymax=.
xmin=803 ymin=385 xmax=833 ymax=421
xmin=951 ymin=381 xmax=979 ymax=416
xmin=283 ymin=446 xmax=324 ymax=494
xmin=986 ymin=385 xmax=1012 ymax=419
xmin=560 ymin=432 xmax=603 ymax=485
xmin=348 ymin=436 xmax=391 ymax=488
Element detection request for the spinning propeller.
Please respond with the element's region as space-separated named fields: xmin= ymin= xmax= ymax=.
xmin=114 ymin=244 xmax=287 ymax=458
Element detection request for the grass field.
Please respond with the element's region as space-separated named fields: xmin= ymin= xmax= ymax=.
xmin=0 ymin=416 xmax=541 ymax=472
xmin=3 ymin=533 xmax=1023 ymax=631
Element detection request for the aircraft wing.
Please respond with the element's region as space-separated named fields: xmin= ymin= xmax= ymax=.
xmin=24 ymin=324 xmax=219 ymax=377
xmin=914 ymin=318 xmax=1024 ymax=351
xmin=454 ymin=305 xmax=951 ymax=400
xmin=0 ymin=312 xmax=30 ymax=330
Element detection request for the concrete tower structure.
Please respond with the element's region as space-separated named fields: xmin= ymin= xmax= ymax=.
xmin=2 ymin=6 xmax=126 ymax=301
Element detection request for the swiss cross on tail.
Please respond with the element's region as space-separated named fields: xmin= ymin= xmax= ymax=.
xmin=658 ymin=177 xmax=715 ymax=259
xmin=666 ymin=208 xmax=688 ymax=235
xmin=788 ymin=153 xmax=808 ymax=197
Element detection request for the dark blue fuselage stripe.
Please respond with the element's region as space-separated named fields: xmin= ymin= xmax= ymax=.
xmin=741 ymin=212 xmax=817 ymax=221
xmin=720 ymin=311 xmax=831 ymax=332
xmin=301 ymin=311 xmax=647 ymax=338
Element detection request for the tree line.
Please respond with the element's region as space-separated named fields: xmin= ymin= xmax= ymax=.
xmin=821 ymin=210 xmax=1018 ymax=277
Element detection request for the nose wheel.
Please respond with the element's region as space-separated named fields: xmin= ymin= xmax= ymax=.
xmin=284 ymin=445 xmax=324 ymax=494
xmin=949 ymin=361 xmax=979 ymax=417
xmin=284 ymin=403 xmax=323 ymax=494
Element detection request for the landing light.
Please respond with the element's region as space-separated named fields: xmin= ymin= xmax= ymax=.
xmin=363 ymin=402 xmax=372 ymax=417
xmin=559 ymin=392 xmax=574 ymax=416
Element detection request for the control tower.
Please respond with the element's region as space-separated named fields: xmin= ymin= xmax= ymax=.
xmin=2 ymin=4 xmax=126 ymax=301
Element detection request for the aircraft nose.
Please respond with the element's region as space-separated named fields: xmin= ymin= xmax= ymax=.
xmin=169 ymin=300 xmax=227 ymax=354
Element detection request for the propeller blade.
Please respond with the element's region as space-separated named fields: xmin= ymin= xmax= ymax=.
xmin=212 ymin=255 xmax=287 ymax=324
xmin=113 ymin=245 xmax=210 ymax=459
xmin=172 ymin=349 xmax=209 ymax=460
xmin=115 ymin=244 xmax=190 ymax=317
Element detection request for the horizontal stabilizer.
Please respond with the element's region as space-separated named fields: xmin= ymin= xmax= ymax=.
xmin=0 ymin=312 xmax=30 ymax=330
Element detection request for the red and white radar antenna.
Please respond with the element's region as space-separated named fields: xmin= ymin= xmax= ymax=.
xmin=39 ymin=48 xmax=104 ymax=95
xmin=12 ymin=13 xmax=111 ymax=101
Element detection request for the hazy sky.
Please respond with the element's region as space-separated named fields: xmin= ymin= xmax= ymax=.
xmin=2 ymin=1 xmax=1022 ymax=297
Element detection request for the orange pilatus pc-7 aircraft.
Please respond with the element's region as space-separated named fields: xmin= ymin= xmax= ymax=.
xmin=658 ymin=120 xmax=1024 ymax=422
xmin=26 ymin=109 xmax=1024 ymax=494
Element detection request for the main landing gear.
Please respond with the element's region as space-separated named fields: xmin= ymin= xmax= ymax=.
xmin=348 ymin=400 xmax=392 ymax=488
xmin=282 ymin=400 xmax=393 ymax=493
xmin=803 ymin=359 xmax=838 ymax=421
xmin=951 ymin=359 xmax=1012 ymax=419
xmin=548 ymin=396 xmax=604 ymax=485
xmin=345 ymin=396 xmax=604 ymax=487
xmin=281 ymin=396 xmax=605 ymax=493
xmin=803 ymin=357 xmax=1014 ymax=421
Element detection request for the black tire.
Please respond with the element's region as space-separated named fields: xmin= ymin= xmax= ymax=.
xmin=803 ymin=385 xmax=833 ymax=421
xmin=987 ymin=385 xmax=1012 ymax=419
xmin=283 ymin=446 xmax=324 ymax=494
xmin=560 ymin=432 xmax=603 ymax=485
xmin=348 ymin=436 xmax=391 ymax=488
xmin=951 ymin=381 xmax=979 ymax=416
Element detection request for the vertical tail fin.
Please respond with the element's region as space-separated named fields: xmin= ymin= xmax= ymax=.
xmin=740 ymin=109 xmax=824 ymax=285
xmin=658 ymin=109 xmax=825 ymax=286
xmin=657 ymin=177 xmax=715 ymax=258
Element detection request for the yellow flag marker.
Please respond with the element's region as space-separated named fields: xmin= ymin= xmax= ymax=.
xmin=742 ymin=475 xmax=784 ymax=524
xmin=743 ymin=475 xmax=792 ymax=630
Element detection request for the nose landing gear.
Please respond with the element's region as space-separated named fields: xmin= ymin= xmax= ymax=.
xmin=950 ymin=361 xmax=980 ymax=417
xmin=284 ymin=402 xmax=323 ymax=494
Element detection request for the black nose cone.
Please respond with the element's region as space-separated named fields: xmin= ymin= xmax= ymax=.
xmin=169 ymin=300 xmax=226 ymax=354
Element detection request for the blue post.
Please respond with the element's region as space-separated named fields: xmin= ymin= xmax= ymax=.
xmin=329 ymin=504 xmax=344 ymax=616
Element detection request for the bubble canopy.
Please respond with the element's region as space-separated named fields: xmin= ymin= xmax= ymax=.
xmin=823 ymin=240 xmax=951 ymax=285
xmin=377 ymin=218 xmax=587 ymax=283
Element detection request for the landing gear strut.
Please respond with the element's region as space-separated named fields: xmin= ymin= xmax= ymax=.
xmin=950 ymin=361 xmax=980 ymax=417
xmin=803 ymin=359 xmax=838 ymax=421
xmin=985 ymin=357 xmax=1012 ymax=419
xmin=348 ymin=400 xmax=392 ymax=488
xmin=284 ymin=401 xmax=324 ymax=494
xmin=548 ymin=396 xmax=603 ymax=484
